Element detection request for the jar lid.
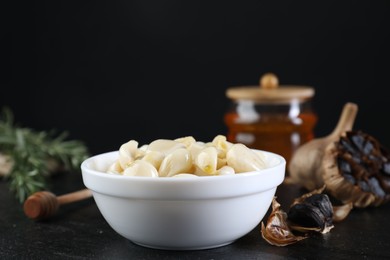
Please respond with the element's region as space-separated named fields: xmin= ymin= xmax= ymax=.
xmin=226 ymin=73 xmax=315 ymax=103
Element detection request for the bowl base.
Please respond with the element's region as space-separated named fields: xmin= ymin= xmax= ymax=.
xmin=132 ymin=240 xmax=235 ymax=251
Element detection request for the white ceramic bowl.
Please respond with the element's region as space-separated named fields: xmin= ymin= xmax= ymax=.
xmin=81 ymin=150 xmax=285 ymax=250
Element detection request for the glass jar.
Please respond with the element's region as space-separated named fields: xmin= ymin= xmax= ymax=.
xmin=224 ymin=73 xmax=318 ymax=169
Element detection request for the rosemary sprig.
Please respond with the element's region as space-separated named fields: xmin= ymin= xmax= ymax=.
xmin=0 ymin=107 xmax=89 ymax=203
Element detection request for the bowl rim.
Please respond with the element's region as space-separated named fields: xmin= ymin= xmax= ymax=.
xmin=81 ymin=149 xmax=286 ymax=199
xmin=82 ymin=149 xmax=285 ymax=179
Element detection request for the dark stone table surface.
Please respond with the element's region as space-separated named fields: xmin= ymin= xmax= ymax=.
xmin=1 ymin=170 xmax=390 ymax=260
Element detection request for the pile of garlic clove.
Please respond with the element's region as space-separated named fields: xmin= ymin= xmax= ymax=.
xmin=107 ymin=135 xmax=269 ymax=177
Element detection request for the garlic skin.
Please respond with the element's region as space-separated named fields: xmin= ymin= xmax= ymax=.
xmin=226 ymin=143 xmax=267 ymax=172
xmin=288 ymin=140 xmax=328 ymax=190
xmin=261 ymin=198 xmax=307 ymax=246
xmin=333 ymin=203 xmax=353 ymax=222
xmin=288 ymin=102 xmax=358 ymax=190
xmin=123 ymin=160 xmax=159 ymax=177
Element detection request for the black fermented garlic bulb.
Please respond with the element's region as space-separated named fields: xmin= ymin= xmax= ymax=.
xmin=322 ymin=130 xmax=390 ymax=208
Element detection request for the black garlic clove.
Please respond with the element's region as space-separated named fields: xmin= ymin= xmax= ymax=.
xmin=287 ymin=192 xmax=334 ymax=234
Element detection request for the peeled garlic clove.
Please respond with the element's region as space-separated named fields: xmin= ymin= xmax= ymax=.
xmin=217 ymin=157 xmax=227 ymax=169
xmin=147 ymin=139 xmax=185 ymax=155
xmin=139 ymin=144 xmax=148 ymax=152
xmin=188 ymin=141 xmax=206 ymax=160
xmin=195 ymin=146 xmax=218 ymax=175
xmin=107 ymin=161 xmax=123 ymax=174
xmin=135 ymin=148 xmax=147 ymax=160
xmin=123 ymin=160 xmax=159 ymax=177
xmin=118 ymin=140 xmax=139 ymax=170
xmin=171 ymin=173 xmax=199 ymax=178
xmin=174 ymin=136 xmax=196 ymax=148
xmin=159 ymin=148 xmax=192 ymax=177
xmin=210 ymin=134 xmax=233 ymax=158
xmin=141 ymin=151 xmax=165 ymax=170
xmin=226 ymin=143 xmax=267 ymax=172
xmin=216 ymin=166 xmax=235 ymax=176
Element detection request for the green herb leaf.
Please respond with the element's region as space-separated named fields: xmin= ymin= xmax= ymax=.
xmin=0 ymin=106 xmax=90 ymax=203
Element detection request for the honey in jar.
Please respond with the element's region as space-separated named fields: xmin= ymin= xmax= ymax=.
xmin=224 ymin=73 xmax=318 ymax=170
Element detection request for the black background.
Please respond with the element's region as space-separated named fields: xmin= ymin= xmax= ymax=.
xmin=5 ymin=1 xmax=390 ymax=156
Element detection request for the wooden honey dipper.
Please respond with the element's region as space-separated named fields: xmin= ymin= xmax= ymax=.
xmin=23 ymin=188 xmax=93 ymax=220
